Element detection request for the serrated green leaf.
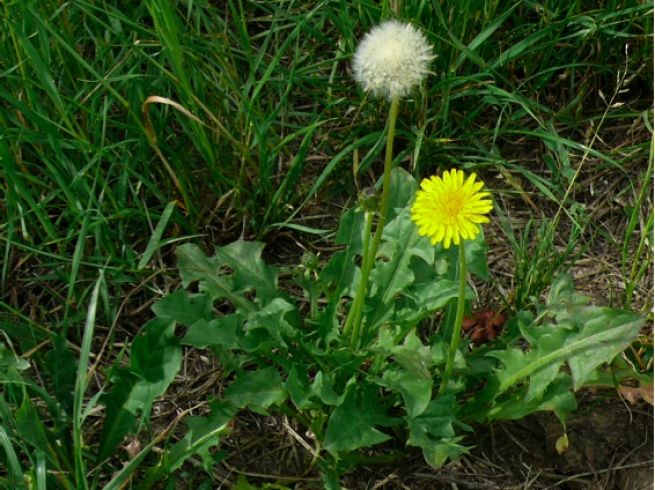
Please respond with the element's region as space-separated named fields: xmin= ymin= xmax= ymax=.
xmin=176 ymin=243 xmax=251 ymax=312
xmin=311 ymin=371 xmax=342 ymax=406
xmin=175 ymin=241 xmax=287 ymax=317
xmin=389 ymin=330 xmax=433 ymax=379
xmin=316 ymin=208 xmax=362 ymax=336
xmin=284 ymin=368 xmax=342 ymax=409
xmin=407 ymin=396 xmax=456 ymax=441
xmin=233 ymin=475 xmax=258 ymax=490
xmin=488 ymin=374 xmax=577 ymax=424
xmin=244 ymin=297 xmax=299 ymax=344
xmin=490 ymin=329 xmax=565 ymax=402
xmin=140 ymin=402 xmax=235 ymax=487
xmin=224 ymin=367 xmax=287 ymax=413
xmin=318 ymin=459 xmax=342 ymax=490
xmin=385 ymin=167 xmax=418 ymax=221
xmin=131 ymin=318 xmax=182 ymax=385
xmin=406 ymin=396 xmax=468 ymax=468
xmin=216 ymin=240 xmax=280 ymax=304
xmin=373 ymin=327 xmax=448 ymax=374
xmin=44 ymin=335 xmax=77 ymax=413
xmin=424 ymin=438 xmax=470 ymax=468
xmin=429 ymin=340 xmax=449 ymax=366
xmin=237 ymin=327 xmax=279 ymax=354
xmin=15 ymin=396 xmax=50 ymax=453
xmin=164 ymin=402 xmax=234 ymax=473
xmin=152 ymin=290 xmax=211 ymax=327
xmin=406 ymin=277 xmax=461 ymax=312
xmin=365 ymin=208 xmax=438 ymax=333
xmin=181 ymin=315 xmax=242 ymax=349
xmin=99 ymin=318 xmax=182 ymax=460
xmin=320 ymin=208 xmax=365 ymax=298
xmin=323 ymin=382 xmax=397 ymax=455
xmin=464 ymin=232 xmax=489 ymax=281
xmin=370 ymin=207 xmax=434 ymax=303
xmin=98 ymin=369 xmax=139 ymax=461
xmin=546 ymin=273 xmax=590 ymax=310
xmin=373 ymin=324 xmax=402 ymax=351
xmin=377 ymin=367 xmax=432 ymax=418
xmin=566 ymin=309 xmax=644 ymax=389
xmin=436 ymin=231 xmax=488 ymax=282
xmin=285 ymin=365 xmax=312 ymax=410
xmin=488 ymin=275 xmax=643 ymax=398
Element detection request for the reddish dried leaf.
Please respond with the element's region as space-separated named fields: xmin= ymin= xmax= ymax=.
xmin=471 ymin=328 xmax=487 ymax=345
xmin=464 ymin=309 xmax=507 ymax=345
xmin=462 ymin=317 xmax=476 ymax=332
xmin=485 ymin=323 xmax=498 ymax=340
xmin=490 ymin=312 xmax=506 ymax=327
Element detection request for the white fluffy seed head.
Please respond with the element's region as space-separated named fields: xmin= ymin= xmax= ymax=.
xmin=353 ymin=20 xmax=434 ymax=100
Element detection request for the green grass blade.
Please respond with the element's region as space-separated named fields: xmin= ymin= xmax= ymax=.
xmin=72 ymin=271 xmax=104 ymax=490
xmin=138 ymin=200 xmax=178 ymax=269
xmin=35 ymin=448 xmax=47 ymax=490
xmin=0 ymin=424 xmax=23 ymax=484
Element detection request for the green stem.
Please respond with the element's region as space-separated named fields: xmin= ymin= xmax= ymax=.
xmin=342 ymin=210 xmax=373 ymax=338
xmin=368 ymin=96 xmax=399 ymax=264
xmin=344 ymin=97 xmax=400 ymax=348
xmin=439 ymin=241 xmax=467 ymax=395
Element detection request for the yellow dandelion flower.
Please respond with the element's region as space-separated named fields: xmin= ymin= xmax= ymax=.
xmin=411 ymin=169 xmax=493 ymax=249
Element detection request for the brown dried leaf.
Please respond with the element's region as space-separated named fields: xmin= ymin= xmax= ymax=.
xmin=619 ymin=386 xmax=642 ymax=405
xmin=639 ymin=383 xmax=654 ymax=405
xmin=619 ymin=383 xmax=654 ymax=406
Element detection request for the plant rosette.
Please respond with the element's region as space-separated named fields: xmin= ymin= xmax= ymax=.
xmin=125 ymin=167 xmax=644 ymax=485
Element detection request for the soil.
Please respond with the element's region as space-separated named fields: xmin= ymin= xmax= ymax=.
xmin=210 ymin=396 xmax=652 ymax=489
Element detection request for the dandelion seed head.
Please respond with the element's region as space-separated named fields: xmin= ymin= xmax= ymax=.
xmin=353 ymin=20 xmax=434 ymax=100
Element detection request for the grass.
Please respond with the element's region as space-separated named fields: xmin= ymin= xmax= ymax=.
xmin=0 ymin=0 xmax=652 ymax=487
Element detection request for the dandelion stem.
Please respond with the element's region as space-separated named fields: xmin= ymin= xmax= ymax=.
xmin=343 ymin=97 xmax=399 ymax=347
xmin=370 ymin=96 xmax=399 ymax=261
xmin=439 ymin=241 xmax=467 ymax=395
xmin=343 ymin=210 xmax=373 ymax=338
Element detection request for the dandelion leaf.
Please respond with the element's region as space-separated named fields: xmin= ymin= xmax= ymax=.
xmin=407 ymin=396 xmax=469 ymax=468
xmin=285 ymin=365 xmax=312 ymax=410
xmin=216 ymin=240 xmax=280 ymax=304
xmin=152 ymin=289 xmax=211 ymax=327
xmin=99 ymin=318 xmax=182 ymax=461
xmin=377 ymin=367 xmax=432 ymax=418
xmin=164 ymin=402 xmax=234 ymax=474
xmin=370 ymin=207 xmax=434 ymax=300
xmin=320 ymin=208 xmax=365 ymax=298
xmin=323 ymin=383 xmax=397 ymax=455
xmin=176 ymin=241 xmax=283 ymax=312
xmin=385 ymin=167 xmax=418 ymax=221
xmin=488 ymin=374 xmax=577 ymax=424
xmin=224 ymin=367 xmax=287 ymax=415
xmin=487 ymin=274 xmax=643 ymax=401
